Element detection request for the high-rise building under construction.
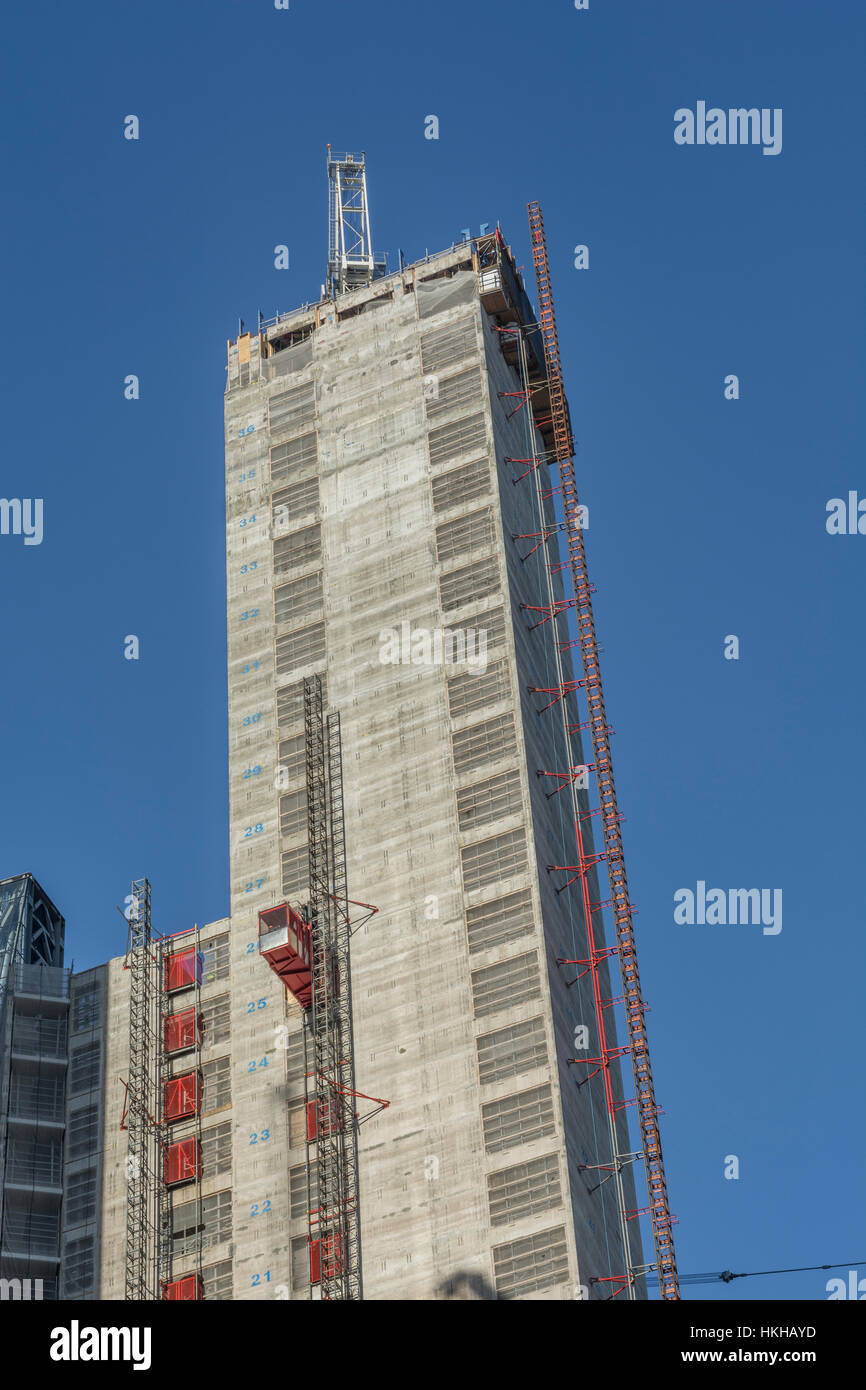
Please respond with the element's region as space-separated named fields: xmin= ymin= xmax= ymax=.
xmin=213 ymin=151 xmax=657 ymax=1300
xmin=4 ymin=154 xmax=676 ymax=1301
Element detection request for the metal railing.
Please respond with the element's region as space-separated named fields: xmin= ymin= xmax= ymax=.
xmin=13 ymin=963 xmax=70 ymax=1000
xmin=7 ymin=1075 xmax=65 ymax=1122
xmin=5 ymin=1141 xmax=64 ymax=1186
xmin=11 ymin=1016 xmax=67 ymax=1058
xmin=0 ymin=1211 xmax=60 ymax=1256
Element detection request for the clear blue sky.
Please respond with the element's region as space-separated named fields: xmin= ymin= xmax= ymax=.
xmin=1 ymin=0 xmax=863 ymax=1300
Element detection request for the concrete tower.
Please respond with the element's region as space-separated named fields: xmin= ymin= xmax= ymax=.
xmin=220 ymin=187 xmax=643 ymax=1298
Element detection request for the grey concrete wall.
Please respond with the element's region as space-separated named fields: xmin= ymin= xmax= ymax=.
xmin=97 ymin=957 xmax=129 ymax=1297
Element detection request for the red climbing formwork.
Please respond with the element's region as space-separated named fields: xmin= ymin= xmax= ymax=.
xmin=163 ymin=1071 xmax=200 ymax=1123
xmin=123 ymin=887 xmax=207 ymax=1299
xmin=164 ymin=1137 xmax=201 ymax=1187
xmin=164 ymin=948 xmax=200 ymax=994
xmin=258 ymin=903 xmax=314 ymax=1009
xmin=163 ymin=1007 xmax=199 ymax=1055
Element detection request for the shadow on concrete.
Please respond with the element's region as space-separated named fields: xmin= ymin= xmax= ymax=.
xmin=437 ymin=1271 xmax=499 ymax=1301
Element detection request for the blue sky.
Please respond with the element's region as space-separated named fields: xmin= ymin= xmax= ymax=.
xmin=1 ymin=0 xmax=863 ymax=1300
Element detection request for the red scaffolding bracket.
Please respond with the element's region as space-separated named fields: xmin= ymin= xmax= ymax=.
xmin=589 ymin=1274 xmax=635 ymax=1301
xmin=537 ymin=766 xmax=595 ymax=798
xmin=511 ymin=526 xmax=564 ymax=562
xmin=520 ymin=600 xmax=576 ymax=632
xmin=339 ymin=895 xmax=379 ymax=937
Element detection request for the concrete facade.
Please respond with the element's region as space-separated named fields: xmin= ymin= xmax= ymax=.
xmin=215 ymin=235 xmax=643 ymax=1299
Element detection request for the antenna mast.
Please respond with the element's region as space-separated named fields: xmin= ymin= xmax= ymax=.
xmin=325 ymin=147 xmax=385 ymax=299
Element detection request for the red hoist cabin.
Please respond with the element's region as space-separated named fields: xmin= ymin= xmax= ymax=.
xmin=258 ymin=904 xmax=314 ymax=1008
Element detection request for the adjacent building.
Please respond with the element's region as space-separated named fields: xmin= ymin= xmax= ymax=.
xmin=0 ymin=873 xmax=68 ymax=1300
